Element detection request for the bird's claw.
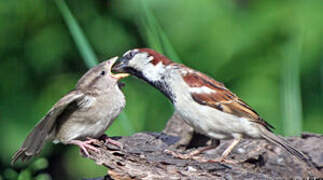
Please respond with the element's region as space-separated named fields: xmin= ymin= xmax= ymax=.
xmin=69 ymin=138 xmax=100 ymax=157
xmin=99 ymin=134 xmax=123 ymax=149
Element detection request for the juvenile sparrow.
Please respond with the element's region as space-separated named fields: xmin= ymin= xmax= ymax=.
xmin=12 ymin=57 xmax=129 ymax=165
xmin=112 ymin=48 xmax=309 ymax=164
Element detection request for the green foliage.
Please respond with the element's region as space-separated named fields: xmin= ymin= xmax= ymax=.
xmin=281 ymin=37 xmax=303 ymax=136
xmin=17 ymin=170 xmax=31 ymax=180
xmin=29 ymin=158 xmax=49 ymax=172
xmin=55 ymin=0 xmax=97 ymax=68
xmin=3 ymin=158 xmax=49 ymax=180
xmin=1 ymin=0 xmax=322 ymax=179
xmin=138 ymin=0 xmax=181 ymax=62
xmin=3 ymin=168 xmax=18 ymax=180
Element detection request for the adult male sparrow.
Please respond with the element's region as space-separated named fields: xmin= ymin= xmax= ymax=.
xmin=112 ymin=48 xmax=309 ymax=164
xmin=12 ymin=57 xmax=129 ymax=165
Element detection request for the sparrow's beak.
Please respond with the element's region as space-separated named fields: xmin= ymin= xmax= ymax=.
xmin=109 ymin=56 xmax=130 ymax=80
xmin=112 ymin=57 xmax=128 ymax=73
xmin=111 ymin=72 xmax=129 ymax=80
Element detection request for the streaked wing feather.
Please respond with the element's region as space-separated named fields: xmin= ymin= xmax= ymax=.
xmin=11 ymin=90 xmax=84 ymax=165
xmin=42 ymin=90 xmax=84 ymax=132
xmin=183 ymin=69 xmax=274 ymax=131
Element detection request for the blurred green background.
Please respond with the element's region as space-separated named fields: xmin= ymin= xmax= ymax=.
xmin=1 ymin=0 xmax=322 ymax=179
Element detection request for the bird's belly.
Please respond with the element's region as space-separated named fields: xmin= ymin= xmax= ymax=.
xmin=54 ymin=117 xmax=107 ymax=143
xmin=174 ymin=99 xmax=260 ymax=139
xmin=54 ymin=106 xmax=123 ymax=143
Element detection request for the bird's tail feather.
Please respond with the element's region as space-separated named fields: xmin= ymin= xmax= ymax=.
xmin=11 ymin=120 xmax=50 ymax=165
xmin=258 ymin=125 xmax=314 ymax=167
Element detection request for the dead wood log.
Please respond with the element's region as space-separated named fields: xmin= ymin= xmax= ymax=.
xmin=83 ymin=113 xmax=323 ymax=180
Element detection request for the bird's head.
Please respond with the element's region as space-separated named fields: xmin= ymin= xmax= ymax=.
xmin=113 ymin=48 xmax=178 ymax=101
xmin=76 ymin=57 xmax=129 ymax=92
xmin=112 ymin=48 xmax=173 ymax=83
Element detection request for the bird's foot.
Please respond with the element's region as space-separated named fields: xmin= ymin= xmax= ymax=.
xmin=69 ymin=139 xmax=100 ymax=157
xmin=99 ymin=134 xmax=123 ymax=149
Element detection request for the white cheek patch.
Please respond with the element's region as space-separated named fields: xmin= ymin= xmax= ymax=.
xmin=130 ymin=54 xmax=165 ymax=82
xmin=143 ymin=62 xmax=166 ymax=82
xmin=189 ymin=86 xmax=216 ymax=94
xmin=129 ymin=53 xmax=153 ymax=66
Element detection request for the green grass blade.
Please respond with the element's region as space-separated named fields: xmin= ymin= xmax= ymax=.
xmin=281 ymin=36 xmax=303 ymax=136
xmin=139 ymin=0 xmax=183 ymax=114
xmin=138 ymin=3 xmax=164 ymax=54
xmin=140 ymin=0 xmax=181 ymax=63
xmin=54 ymin=0 xmax=97 ymax=68
xmin=55 ymin=0 xmax=134 ymax=134
xmin=158 ymin=27 xmax=181 ymax=63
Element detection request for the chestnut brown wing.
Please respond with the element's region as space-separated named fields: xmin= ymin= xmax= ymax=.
xmin=183 ymin=70 xmax=274 ymax=131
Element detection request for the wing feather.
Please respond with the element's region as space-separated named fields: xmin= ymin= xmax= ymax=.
xmin=11 ymin=90 xmax=84 ymax=165
xmin=182 ymin=69 xmax=274 ymax=131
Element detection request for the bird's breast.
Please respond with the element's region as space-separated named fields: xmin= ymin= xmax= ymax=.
xmin=54 ymin=90 xmax=126 ymax=143
xmin=173 ymin=90 xmax=261 ymax=140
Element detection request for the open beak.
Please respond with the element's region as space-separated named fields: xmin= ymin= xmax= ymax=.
xmin=112 ymin=57 xmax=128 ymax=73
xmin=112 ymin=72 xmax=129 ymax=79
xmin=108 ymin=56 xmax=130 ymax=80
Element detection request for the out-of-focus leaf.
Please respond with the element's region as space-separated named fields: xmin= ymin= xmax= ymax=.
xmin=35 ymin=174 xmax=51 ymax=180
xmin=139 ymin=0 xmax=181 ymax=62
xmin=25 ymin=25 xmax=71 ymax=73
xmin=54 ymin=0 xmax=97 ymax=68
xmin=17 ymin=170 xmax=32 ymax=180
xmin=30 ymin=158 xmax=48 ymax=172
xmin=3 ymin=169 xmax=18 ymax=180
xmin=281 ymin=36 xmax=303 ymax=136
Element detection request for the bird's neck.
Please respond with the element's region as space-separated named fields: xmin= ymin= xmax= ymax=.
xmin=126 ymin=66 xmax=176 ymax=103
xmin=150 ymin=79 xmax=175 ymax=103
xmin=81 ymin=86 xmax=113 ymax=97
xmin=148 ymin=69 xmax=187 ymax=104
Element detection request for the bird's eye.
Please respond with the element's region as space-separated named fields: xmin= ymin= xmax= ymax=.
xmin=100 ymin=71 xmax=106 ymax=76
xmin=125 ymin=51 xmax=137 ymax=59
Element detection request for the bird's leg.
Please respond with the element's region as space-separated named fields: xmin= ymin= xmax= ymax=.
xmin=209 ymin=138 xmax=241 ymax=164
xmin=68 ymin=139 xmax=100 ymax=157
xmin=99 ymin=134 xmax=123 ymax=149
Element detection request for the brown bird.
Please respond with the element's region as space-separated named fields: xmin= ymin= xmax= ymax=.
xmin=112 ymin=48 xmax=311 ymax=165
xmin=12 ymin=57 xmax=129 ymax=165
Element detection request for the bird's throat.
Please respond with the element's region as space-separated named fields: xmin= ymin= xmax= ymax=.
xmin=151 ymin=80 xmax=175 ymax=104
xmin=125 ymin=67 xmax=175 ymax=103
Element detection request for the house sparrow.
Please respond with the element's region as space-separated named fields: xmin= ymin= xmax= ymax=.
xmin=12 ymin=57 xmax=129 ymax=165
xmin=112 ymin=48 xmax=309 ymax=164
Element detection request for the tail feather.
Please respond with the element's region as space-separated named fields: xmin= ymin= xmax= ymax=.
xmin=258 ymin=126 xmax=314 ymax=167
xmin=11 ymin=121 xmax=49 ymax=165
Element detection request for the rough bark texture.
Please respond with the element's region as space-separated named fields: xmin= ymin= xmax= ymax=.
xmin=83 ymin=113 xmax=323 ymax=180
